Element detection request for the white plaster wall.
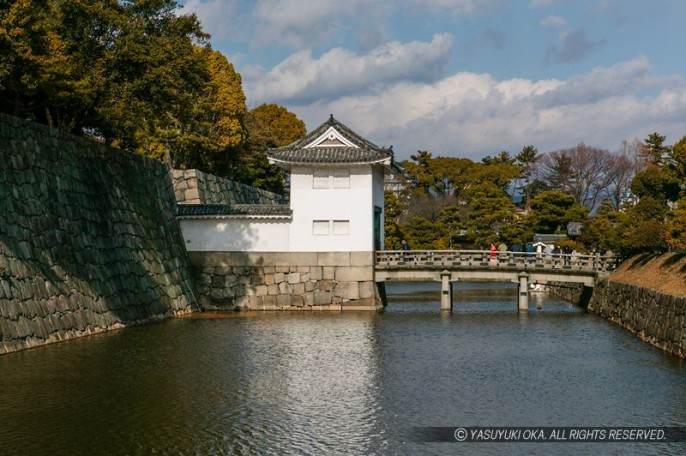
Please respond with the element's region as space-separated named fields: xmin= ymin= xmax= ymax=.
xmin=180 ymin=219 xmax=290 ymax=252
xmin=289 ymin=165 xmax=374 ymax=252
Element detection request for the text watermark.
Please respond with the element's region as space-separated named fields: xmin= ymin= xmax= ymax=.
xmin=413 ymin=427 xmax=686 ymax=443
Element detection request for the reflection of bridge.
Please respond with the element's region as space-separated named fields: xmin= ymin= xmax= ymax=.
xmin=375 ymin=250 xmax=618 ymax=311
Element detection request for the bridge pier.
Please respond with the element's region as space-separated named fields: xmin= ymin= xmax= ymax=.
xmin=440 ymin=270 xmax=452 ymax=311
xmin=518 ymin=271 xmax=529 ymax=312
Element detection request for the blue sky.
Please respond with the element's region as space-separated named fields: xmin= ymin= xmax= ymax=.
xmin=178 ymin=0 xmax=686 ymax=161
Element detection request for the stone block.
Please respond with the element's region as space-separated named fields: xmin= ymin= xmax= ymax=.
xmin=359 ymin=281 xmax=376 ymax=299
xmin=334 ymin=281 xmax=360 ymax=300
xmin=248 ymin=296 xmax=261 ymax=308
xmin=274 ymin=273 xmax=285 ymax=283
xmin=323 ymin=267 xmax=335 ymax=280
xmin=263 ymin=295 xmax=276 ymax=308
xmin=310 ymin=267 xmax=323 ymax=281
xmin=335 ymin=267 xmax=373 ymax=282
xmin=267 ymin=284 xmax=279 ymax=295
xmin=292 ymin=282 xmax=305 ymax=295
xmin=255 ymin=285 xmax=268 ymax=297
xmin=291 ymin=295 xmax=304 ymax=307
xmin=287 ymin=272 xmax=301 ymax=284
xmin=319 ymin=280 xmax=334 ymax=292
xmin=276 ymin=294 xmax=291 ymax=307
xmin=314 ymin=291 xmax=332 ymax=305
xmin=278 ymin=281 xmax=292 ymax=294
xmin=317 ymin=252 xmax=350 ymax=267
xmin=351 ymin=252 xmax=374 ymax=267
xmin=184 ymin=187 xmax=200 ymax=202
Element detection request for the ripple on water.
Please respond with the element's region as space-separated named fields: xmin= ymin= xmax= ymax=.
xmin=1 ymin=288 xmax=685 ymax=455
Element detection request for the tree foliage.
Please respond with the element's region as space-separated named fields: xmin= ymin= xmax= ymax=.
xmin=0 ymin=2 xmax=308 ymax=193
xmin=237 ymin=103 xmax=306 ymax=193
xmin=0 ymin=0 xmax=210 ymax=153
xmin=527 ymin=190 xmax=588 ymax=234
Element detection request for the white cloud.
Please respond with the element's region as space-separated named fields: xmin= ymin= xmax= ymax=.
xmin=178 ymin=0 xmax=246 ymax=40
xmin=249 ymin=33 xmax=454 ymax=104
xmin=276 ymin=57 xmax=686 ymax=160
xmin=540 ymin=15 xmax=567 ymax=27
xmin=253 ymin=0 xmax=391 ymax=48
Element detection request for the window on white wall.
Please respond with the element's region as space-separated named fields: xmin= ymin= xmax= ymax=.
xmin=333 ymin=220 xmax=350 ymax=235
xmin=333 ymin=170 xmax=350 ymax=188
xmin=312 ymin=220 xmax=330 ymax=235
xmin=313 ymin=170 xmax=329 ymax=189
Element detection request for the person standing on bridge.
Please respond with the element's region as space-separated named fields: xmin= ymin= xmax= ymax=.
xmin=490 ymin=243 xmax=497 ymax=261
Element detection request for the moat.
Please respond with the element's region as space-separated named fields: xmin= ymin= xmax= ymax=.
xmin=1 ymin=283 xmax=685 ymax=456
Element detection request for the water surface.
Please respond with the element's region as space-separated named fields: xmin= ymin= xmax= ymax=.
xmin=1 ymin=282 xmax=684 ymax=455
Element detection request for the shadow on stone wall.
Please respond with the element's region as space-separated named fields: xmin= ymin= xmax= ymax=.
xmin=0 ymin=114 xmax=196 ymax=354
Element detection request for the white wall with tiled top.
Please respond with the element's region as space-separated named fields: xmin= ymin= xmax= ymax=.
xmin=180 ymin=219 xmax=290 ymax=252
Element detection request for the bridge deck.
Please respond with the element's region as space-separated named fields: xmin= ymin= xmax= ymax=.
xmin=375 ymin=250 xmax=617 ymax=277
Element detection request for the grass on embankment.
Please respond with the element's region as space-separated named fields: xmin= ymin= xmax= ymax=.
xmin=608 ymin=252 xmax=686 ymax=296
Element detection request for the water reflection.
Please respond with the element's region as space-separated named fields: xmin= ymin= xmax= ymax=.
xmin=1 ymin=284 xmax=685 ymax=456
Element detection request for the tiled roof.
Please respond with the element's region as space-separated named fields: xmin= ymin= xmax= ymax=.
xmin=533 ymin=234 xmax=568 ymax=243
xmin=268 ymin=146 xmax=392 ymax=164
xmin=267 ymin=114 xmax=394 ymax=165
xmin=175 ymin=204 xmax=292 ymax=219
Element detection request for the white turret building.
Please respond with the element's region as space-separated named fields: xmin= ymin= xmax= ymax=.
xmin=175 ymin=115 xmax=397 ymax=310
xmin=268 ymin=114 xmax=393 ymax=253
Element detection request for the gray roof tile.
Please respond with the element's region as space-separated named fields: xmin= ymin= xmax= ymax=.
xmin=175 ymin=204 xmax=292 ymax=219
xmin=267 ymin=115 xmax=394 ymax=165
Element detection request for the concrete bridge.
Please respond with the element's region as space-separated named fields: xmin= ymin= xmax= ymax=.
xmin=375 ymin=250 xmax=618 ymax=311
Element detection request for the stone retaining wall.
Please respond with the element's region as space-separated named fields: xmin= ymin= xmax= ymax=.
xmin=0 ymin=114 xmax=196 ymax=354
xmin=589 ymin=279 xmax=686 ymax=358
xmin=172 ymin=169 xmax=287 ymax=205
xmin=547 ymin=281 xmax=592 ymax=308
xmin=188 ymin=252 xmax=382 ymax=311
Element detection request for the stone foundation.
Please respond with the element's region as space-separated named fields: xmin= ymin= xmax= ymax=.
xmin=188 ymin=252 xmax=383 ymax=311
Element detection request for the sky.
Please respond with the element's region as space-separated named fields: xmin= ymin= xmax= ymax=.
xmin=178 ymin=0 xmax=686 ymax=161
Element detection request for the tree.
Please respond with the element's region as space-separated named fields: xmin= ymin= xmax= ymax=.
xmin=527 ymin=190 xmax=588 ymax=234
xmin=404 ymin=215 xmax=444 ymax=249
xmin=171 ymin=47 xmax=247 ymax=174
xmin=630 ymin=166 xmax=680 ymax=204
xmin=384 ymin=190 xmax=406 ymax=249
xmin=0 ymin=0 xmax=213 ymax=160
xmin=537 ymin=144 xmax=615 ymax=210
xmin=515 ymin=145 xmax=540 ymax=212
xmin=239 ymin=104 xmax=306 ymax=192
xmin=643 ymin=132 xmax=670 ymax=166
xmin=668 ymin=134 xmax=686 ymax=189
xmin=437 ymin=204 xmax=466 ymax=248
xmin=0 ymin=0 xmax=65 ymax=119
xmin=466 ymin=182 xmax=517 ymax=247
xmin=473 ymin=160 xmax=520 ymax=193
xmin=664 ymin=201 xmax=686 ymax=250
xmin=578 ymin=211 xmax=624 ymax=253
xmin=603 ymin=140 xmax=643 ymax=210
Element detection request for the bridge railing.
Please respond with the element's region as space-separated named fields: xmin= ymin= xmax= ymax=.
xmin=375 ymin=250 xmax=618 ymax=274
